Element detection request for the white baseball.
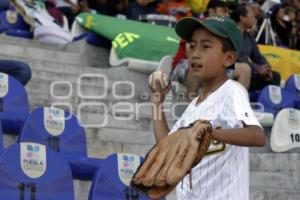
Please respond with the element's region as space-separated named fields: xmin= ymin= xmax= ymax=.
xmin=148 ymin=70 xmax=170 ymax=91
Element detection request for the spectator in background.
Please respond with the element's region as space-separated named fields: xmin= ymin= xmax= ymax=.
xmin=126 ymin=0 xmax=157 ymax=20
xmin=79 ymin=0 xmax=128 ymax=16
xmin=45 ymin=0 xmax=64 ymax=27
xmin=296 ymin=9 xmax=300 ymax=49
xmin=271 ymin=5 xmax=293 ymax=48
xmin=0 ymin=60 xmax=31 ymax=85
xmin=56 ymin=0 xmax=81 ymax=29
xmin=205 ymin=0 xmax=230 ymax=17
xmin=231 ymin=4 xmax=281 ymax=92
xmin=102 ymin=0 xmax=128 ymax=16
xmin=290 ymin=0 xmax=300 ymax=10
xmin=156 ymin=0 xmax=192 ymax=20
xmin=285 ymin=6 xmax=297 ymax=49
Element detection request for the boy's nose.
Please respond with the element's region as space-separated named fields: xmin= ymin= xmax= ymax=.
xmin=191 ymin=49 xmax=201 ymax=59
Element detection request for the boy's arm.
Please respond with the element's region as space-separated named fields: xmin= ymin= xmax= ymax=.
xmin=211 ymin=124 xmax=266 ymax=147
xmin=150 ymin=80 xmax=171 ymax=143
xmin=152 ymin=101 xmax=170 ymax=143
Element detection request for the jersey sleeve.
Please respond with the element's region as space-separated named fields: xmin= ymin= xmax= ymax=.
xmin=219 ymin=84 xmax=262 ymax=129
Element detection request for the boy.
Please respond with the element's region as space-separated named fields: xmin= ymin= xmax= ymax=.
xmin=150 ymin=16 xmax=266 ymax=199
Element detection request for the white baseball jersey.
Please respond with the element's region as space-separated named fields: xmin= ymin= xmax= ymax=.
xmin=170 ymin=79 xmax=262 ymax=200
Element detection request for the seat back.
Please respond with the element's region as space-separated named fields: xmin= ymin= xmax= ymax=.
xmin=19 ymin=107 xmax=87 ymax=158
xmin=0 ymin=0 xmax=9 ymax=11
xmin=0 ymin=9 xmax=30 ymax=32
xmin=89 ymin=153 xmax=160 ymax=200
xmin=0 ymin=142 xmax=74 ymax=199
xmin=0 ymin=122 xmax=3 ymax=153
xmin=284 ymin=74 xmax=300 ymax=108
xmin=257 ymin=85 xmax=294 ymax=115
xmin=0 ymin=73 xmax=29 ymax=134
xmin=270 ymin=108 xmax=300 ymax=152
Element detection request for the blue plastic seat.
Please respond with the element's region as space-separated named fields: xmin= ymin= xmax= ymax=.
xmin=89 ymin=153 xmax=164 ymax=200
xmin=6 ymin=29 xmax=33 ymax=39
xmin=249 ymin=90 xmax=261 ymax=102
xmin=284 ymin=74 xmax=300 ymax=108
xmin=18 ymin=107 xmax=102 ymax=180
xmin=0 ymin=122 xmax=3 ymax=154
xmin=0 ymin=73 xmax=29 ymax=134
xmin=0 ymin=142 xmax=74 ymax=200
xmin=0 ymin=9 xmax=32 ymax=37
xmin=0 ymin=0 xmax=10 ymax=11
xmin=257 ymin=85 xmax=295 ymax=115
xmin=86 ymin=32 xmax=111 ymax=49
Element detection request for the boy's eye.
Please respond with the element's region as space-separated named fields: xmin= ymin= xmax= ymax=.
xmin=203 ymin=44 xmax=211 ymax=49
xmin=189 ymin=44 xmax=195 ymax=49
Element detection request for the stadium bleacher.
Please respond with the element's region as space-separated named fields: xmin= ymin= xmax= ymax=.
xmin=18 ymin=107 xmax=102 ymax=180
xmin=1 ymin=0 xmax=300 ymax=199
xmin=0 ymin=142 xmax=74 ymax=199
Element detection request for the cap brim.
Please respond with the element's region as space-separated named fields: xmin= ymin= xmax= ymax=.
xmin=175 ymin=17 xmax=203 ymax=42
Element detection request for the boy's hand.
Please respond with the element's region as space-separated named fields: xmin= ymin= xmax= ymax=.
xmin=150 ymin=80 xmax=171 ymax=105
xmin=131 ymin=120 xmax=212 ymax=199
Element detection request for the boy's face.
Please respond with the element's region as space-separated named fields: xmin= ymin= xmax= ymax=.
xmin=186 ymin=28 xmax=236 ymax=83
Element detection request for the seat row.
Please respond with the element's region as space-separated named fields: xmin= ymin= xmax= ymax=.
xmin=0 ymin=106 xmax=159 ymax=199
xmin=0 ymin=72 xmax=161 ymax=199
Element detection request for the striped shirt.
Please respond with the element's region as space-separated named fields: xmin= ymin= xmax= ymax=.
xmin=170 ymin=79 xmax=261 ymax=200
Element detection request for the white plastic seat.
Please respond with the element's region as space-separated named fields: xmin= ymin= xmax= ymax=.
xmin=254 ymin=111 xmax=274 ymax=127
xmin=270 ymin=108 xmax=300 ymax=152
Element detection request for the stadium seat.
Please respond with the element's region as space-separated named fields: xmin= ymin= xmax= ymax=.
xmin=0 ymin=0 xmax=10 ymax=11
xmin=0 ymin=122 xmax=3 ymax=154
xmin=0 ymin=9 xmax=32 ymax=36
xmin=270 ymin=108 xmax=300 ymax=152
xmin=0 ymin=142 xmax=74 ymax=199
xmin=89 ymin=153 xmax=162 ymax=200
xmin=257 ymin=85 xmax=294 ymax=115
xmin=284 ymin=74 xmax=300 ymax=108
xmin=6 ymin=29 xmax=33 ymax=39
xmin=249 ymin=90 xmax=261 ymax=102
xmin=18 ymin=107 xmax=102 ymax=180
xmin=86 ymin=32 xmax=111 ymax=49
xmin=0 ymin=73 xmax=29 ymax=134
xmin=254 ymin=111 xmax=274 ymax=127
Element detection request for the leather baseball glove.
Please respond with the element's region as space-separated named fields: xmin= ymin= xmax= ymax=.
xmin=131 ymin=120 xmax=213 ymax=199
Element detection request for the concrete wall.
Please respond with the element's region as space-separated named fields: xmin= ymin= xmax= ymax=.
xmin=0 ymin=35 xmax=299 ymax=200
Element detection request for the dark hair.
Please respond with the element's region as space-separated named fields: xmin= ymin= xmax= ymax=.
xmin=220 ymin=37 xmax=235 ymax=52
xmin=231 ymin=3 xmax=248 ymax=23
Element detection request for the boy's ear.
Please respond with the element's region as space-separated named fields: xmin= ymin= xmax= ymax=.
xmin=224 ymin=51 xmax=238 ymax=68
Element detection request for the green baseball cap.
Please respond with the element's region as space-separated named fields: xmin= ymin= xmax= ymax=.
xmin=175 ymin=15 xmax=243 ymax=54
